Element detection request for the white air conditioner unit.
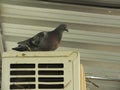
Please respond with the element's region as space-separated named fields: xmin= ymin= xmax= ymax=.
xmin=2 ymin=51 xmax=80 ymax=90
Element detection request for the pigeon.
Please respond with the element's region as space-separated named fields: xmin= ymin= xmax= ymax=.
xmin=12 ymin=24 xmax=68 ymax=51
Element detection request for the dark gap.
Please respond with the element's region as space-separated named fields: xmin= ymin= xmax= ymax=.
xmin=10 ymin=77 xmax=35 ymax=82
xmin=39 ymin=84 xmax=64 ymax=89
xmin=10 ymin=84 xmax=35 ymax=89
xmin=10 ymin=71 xmax=35 ymax=75
xmin=38 ymin=63 xmax=64 ymax=68
xmin=10 ymin=64 xmax=35 ymax=68
xmin=38 ymin=0 xmax=120 ymax=9
xmin=38 ymin=70 xmax=64 ymax=75
xmin=38 ymin=77 xmax=64 ymax=82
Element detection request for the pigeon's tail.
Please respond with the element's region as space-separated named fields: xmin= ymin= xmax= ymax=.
xmin=12 ymin=45 xmax=29 ymax=51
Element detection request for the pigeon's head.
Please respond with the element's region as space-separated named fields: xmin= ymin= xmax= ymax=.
xmin=56 ymin=24 xmax=68 ymax=32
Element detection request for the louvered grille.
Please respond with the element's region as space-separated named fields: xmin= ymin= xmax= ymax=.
xmin=38 ymin=63 xmax=64 ymax=89
xmin=10 ymin=64 xmax=36 ymax=89
xmin=10 ymin=63 xmax=64 ymax=89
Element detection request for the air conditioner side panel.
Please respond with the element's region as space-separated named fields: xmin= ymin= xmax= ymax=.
xmin=73 ymin=52 xmax=80 ymax=90
xmin=2 ymin=58 xmax=10 ymax=90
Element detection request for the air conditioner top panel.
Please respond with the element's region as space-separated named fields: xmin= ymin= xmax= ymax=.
xmin=2 ymin=50 xmax=79 ymax=58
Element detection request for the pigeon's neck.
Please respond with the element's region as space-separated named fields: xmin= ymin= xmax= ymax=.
xmin=54 ymin=28 xmax=64 ymax=33
xmin=53 ymin=29 xmax=63 ymax=41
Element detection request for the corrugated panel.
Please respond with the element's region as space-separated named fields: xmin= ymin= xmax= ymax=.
xmin=1 ymin=4 xmax=120 ymax=27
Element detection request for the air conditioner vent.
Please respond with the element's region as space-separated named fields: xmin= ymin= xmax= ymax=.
xmin=38 ymin=77 xmax=64 ymax=82
xmin=10 ymin=84 xmax=36 ymax=89
xmin=10 ymin=70 xmax=36 ymax=75
xmin=38 ymin=84 xmax=64 ymax=89
xmin=38 ymin=63 xmax=64 ymax=89
xmin=9 ymin=63 xmax=36 ymax=89
xmin=38 ymin=63 xmax=64 ymax=68
xmin=38 ymin=70 xmax=64 ymax=75
xmin=2 ymin=51 xmax=80 ymax=90
xmin=10 ymin=64 xmax=35 ymax=68
xmin=10 ymin=77 xmax=36 ymax=82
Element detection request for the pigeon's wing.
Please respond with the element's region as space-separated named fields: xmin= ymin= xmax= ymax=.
xmin=17 ymin=32 xmax=46 ymax=46
xmin=18 ymin=38 xmax=31 ymax=44
xmin=29 ymin=32 xmax=47 ymax=47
